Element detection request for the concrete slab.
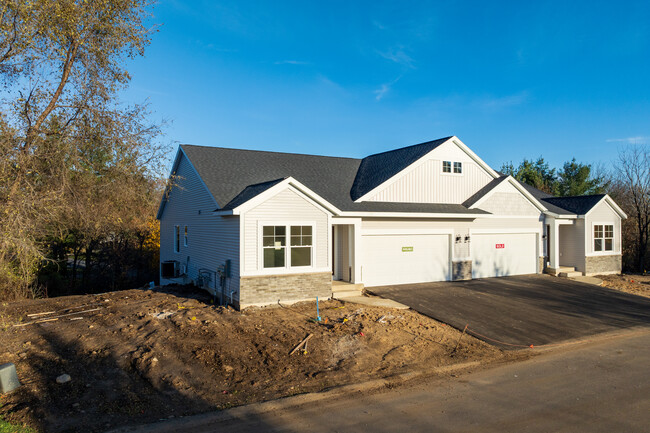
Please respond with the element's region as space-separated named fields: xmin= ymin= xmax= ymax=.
xmin=369 ymin=274 xmax=650 ymax=349
xmin=339 ymin=295 xmax=409 ymax=309
xmin=569 ymin=276 xmax=603 ymax=286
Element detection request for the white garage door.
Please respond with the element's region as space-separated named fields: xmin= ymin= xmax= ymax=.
xmin=472 ymin=233 xmax=537 ymax=279
xmin=362 ymin=234 xmax=450 ymax=287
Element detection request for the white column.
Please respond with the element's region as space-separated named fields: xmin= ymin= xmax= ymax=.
xmin=352 ymin=221 xmax=362 ymax=283
xmin=549 ymin=219 xmax=560 ymax=269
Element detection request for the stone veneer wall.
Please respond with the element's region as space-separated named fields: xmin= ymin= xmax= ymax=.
xmin=452 ymin=261 xmax=472 ymax=281
xmin=539 ymin=257 xmax=545 ymax=274
xmin=585 ymin=255 xmax=622 ymax=275
xmin=239 ymin=271 xmax=332 ymax=309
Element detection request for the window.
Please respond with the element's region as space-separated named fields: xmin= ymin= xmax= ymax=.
xmin=290 ymin=226 xmax=312 ymax=267
xmin=262 ymin=225 xmax=313 ymax=269
xmin=594 ymin=224 xmax=614 ymax=252
xmin=174 ymin=225 xmax=180 ymax=253
xmin=263 ymin=226 xmax=286 ymax=268
xmin=454 ymin=162 xmax=462 ymax=174
xmin=184 ymin=226 xmax=188 ymax=247
xmin=442 ymin=161 xmax=451 ymax=173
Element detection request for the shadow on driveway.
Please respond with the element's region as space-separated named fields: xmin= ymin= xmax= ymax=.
xmin=368 ymin=274 xmax=650 ymax=349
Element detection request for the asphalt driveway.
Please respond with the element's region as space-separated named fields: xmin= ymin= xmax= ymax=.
xmin=368 ymin=274 xmax=650 ymax=349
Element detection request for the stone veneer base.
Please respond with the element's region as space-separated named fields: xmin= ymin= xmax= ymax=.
xmin=452 ymin=261 xmax=472 ymax=281
xmin=239 ymin=271 xmax=332 ymax=309
xmin=585 ymin=254 xmax=622 ymax=275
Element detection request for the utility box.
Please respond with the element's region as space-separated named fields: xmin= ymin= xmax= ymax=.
xmin=161 ymin=260 xmax=179 ymax=279
xmin=224 ymin=259 xmax=231 ymax=278
xmin=0 ymin=363 xmax=20 ymax=393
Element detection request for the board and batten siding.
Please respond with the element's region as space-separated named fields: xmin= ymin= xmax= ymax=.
xmin=242 ymin=187 xmax=329 ymax=273
xmin=365 ymin=140 xmax=494 ymax=204
xmin=585 ymin=200 xmax=622 ymax=254
xmin=159 ymin=152 xmax=240 ymax=293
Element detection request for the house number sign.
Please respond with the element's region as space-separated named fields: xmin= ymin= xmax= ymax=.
xmin=495 ymin=244 xmax=505 ymax=249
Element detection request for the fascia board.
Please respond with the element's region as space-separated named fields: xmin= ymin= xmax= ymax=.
xmin=451 ymin=136 xmax=500 ymax=178
xmin=468 ymin=176 xmax=547 ymax=212
xmin=584 ymin=195 xmax=627 ymax=220
xmin=337 ymin=211 xmax=483 ymax=219
xmin=231 ymin=177 xmax=340 ymax=216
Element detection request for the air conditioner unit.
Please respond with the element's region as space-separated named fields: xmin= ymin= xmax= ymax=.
xmin=161 ymin=260 xmax=180 ymax=278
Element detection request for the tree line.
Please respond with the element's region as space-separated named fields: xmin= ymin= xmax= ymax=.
xmin=0 ymin=0 xmax=166 ymax=299
xmin=502 ymin=153 xmax=650 ymax=272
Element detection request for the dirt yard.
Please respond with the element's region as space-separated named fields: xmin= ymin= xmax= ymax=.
xmin=598 ymin=273 xmax=650 ymax=298
xmin=0 ymin=285 xmax=515 ymax=432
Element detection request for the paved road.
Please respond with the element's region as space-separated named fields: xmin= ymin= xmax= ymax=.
xmin=123 ymin=328 xmax=650 ymax=433
xmin=369 ymin=274 xmax=650 ymax=348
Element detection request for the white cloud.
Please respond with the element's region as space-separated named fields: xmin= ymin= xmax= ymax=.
xmin=274 ymin=60 xmax=311 ymax=65
xmin=374 ymin=76 xmax=402 ymax=101
xmin=605 ymin=136 xmax=649 ymax=144
xmin=377 ymin=46 xmax=415 ymax=69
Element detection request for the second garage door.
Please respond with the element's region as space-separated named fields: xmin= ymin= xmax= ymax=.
xmin=362 ymin=234 xmax=450 ymax=287
xmin=472 ymin=232 xmax=537 ymax=279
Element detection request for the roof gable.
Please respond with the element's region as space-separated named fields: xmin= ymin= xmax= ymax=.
xmin=542 ymin=195 xmax=605 ymax=215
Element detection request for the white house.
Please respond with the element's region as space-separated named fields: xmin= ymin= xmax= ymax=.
xmin=156 ymin=136 xmax=626 ymax=308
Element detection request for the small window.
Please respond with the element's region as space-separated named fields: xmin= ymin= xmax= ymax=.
xmin=454 ymin=162 xmax=462 ymax=174
xmin=174 ymin=226 xmax=180 ymax=253
xmin=442 ymin=161 xmax=451 ymax=173
xmin=290 ymin=226 xmax=312 ymax=267
xmin=184 ymin=226 xmax=188 ymax=247
xmin=263 ymin=226 xmax=286 ymax=268
xmin=594 ymin=224 xmax=614 ymax=252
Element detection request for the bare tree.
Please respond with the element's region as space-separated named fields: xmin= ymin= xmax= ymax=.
xmin=614 ymin=145 xmax=650 ymax=272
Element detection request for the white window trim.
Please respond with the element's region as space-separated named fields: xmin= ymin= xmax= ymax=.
xmin=591 ymin=222 xmax=616 ymax=255
xmin=174 ymin=225 xmax=180 ymax=253
xmin=258 ymin=221 xmax=316 ymax=274
xmin=441 ymin=160 xmax=463 ymax=176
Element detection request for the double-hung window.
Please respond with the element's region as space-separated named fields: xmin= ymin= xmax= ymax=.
xmin=442 ymin=161 xmax=451 ymax=173
xmin=594 ymin=224 xmax=614 ymax=252
xmin=454 ymin=162 xmax=462 ymax=173
xmin=263 ymin=225 xmax=313 ymax=269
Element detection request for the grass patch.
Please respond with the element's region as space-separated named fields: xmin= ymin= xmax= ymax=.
xmin=0 ymin=417 xmax=37 ymax=433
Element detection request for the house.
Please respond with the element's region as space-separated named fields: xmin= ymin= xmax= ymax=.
xmin=156 ymin=136 xmax=626 ymax=309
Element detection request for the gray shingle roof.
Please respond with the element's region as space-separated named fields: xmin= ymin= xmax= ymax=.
xmin=542 ymin=195 xmax=606 ymax=215
xmin=180 ymin=140 xmax=487 ymax=215
xmin=462 ymin=176 xmax=509 ymax=207
xmin=350 ymin=137 xmax=451 ymax=200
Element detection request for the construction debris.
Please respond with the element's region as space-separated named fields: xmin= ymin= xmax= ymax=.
xmin=289 ymin=333 xmax=313 ymax=355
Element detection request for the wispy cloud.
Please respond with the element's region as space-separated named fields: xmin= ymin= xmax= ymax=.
xmin=476 ymin=91 xmax=530 ymax=110
xmin=374 ymin=76 xmax=402 ymax=101
xmin=377 ymin=46 xmax=415 ymax=69
xmin=274 ymin=60 xmax=312 ymax=65
xmin=606 ymin=136 xmax=649 ymax=144
xmin=372 ymin=19 xmax=387 ymax=30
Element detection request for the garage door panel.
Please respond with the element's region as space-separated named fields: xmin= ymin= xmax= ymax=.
xmin=362 ymin=234 xmax=450 ymax=287
xmin=472 ymin=233 xmax=536 ymax=279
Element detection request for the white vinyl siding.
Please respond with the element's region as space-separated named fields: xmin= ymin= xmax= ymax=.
xmin=243 ymin=187 xmax=328 ymax=273
xmin=585 ymin=201 xmax=621 ymax=255
xmin=365 ymin=140 xmax=494 ymax=204
xmin=159 ymin=152 xmax=240 ymax=293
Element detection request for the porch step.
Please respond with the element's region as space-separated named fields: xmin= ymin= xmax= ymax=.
xmin=332 ymin=281 xmax=364 ymax=299
xmin=546 ymin=266 xmax=577 ymax=276
xmin=559 ymin=271 xmax=583 ymax=278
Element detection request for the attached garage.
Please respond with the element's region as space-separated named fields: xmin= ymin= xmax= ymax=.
xmin=361 ymin=233 xmax=451 ymax=287
xmin=472 ymin=232 xmax=538 ymax=278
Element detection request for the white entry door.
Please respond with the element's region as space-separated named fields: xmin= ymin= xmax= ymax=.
xmin=362 ymin=234 xmax=450 ymax=287
xmin=472 ymin=232 xmax=537 ymax=278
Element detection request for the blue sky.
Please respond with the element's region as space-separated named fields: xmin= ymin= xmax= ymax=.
xmin=123 ymin=1 xmax=650 ymax=170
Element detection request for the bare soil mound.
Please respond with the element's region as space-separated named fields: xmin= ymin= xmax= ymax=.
xmin=599 ymin=273 xmax=650 ymax=298
xmin=1 ymin=285 xmax=507 ymax=432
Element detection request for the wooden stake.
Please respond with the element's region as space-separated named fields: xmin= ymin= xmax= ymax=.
xmin=290 ymin=333 xmax=313 ymax=355
xmin=453 ymin=324 xmax=469 ymax=353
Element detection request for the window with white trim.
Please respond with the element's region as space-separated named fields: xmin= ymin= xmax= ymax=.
xmin=174 ymin=225 xmax=180 ymax=253
xmin=262 ymin=225 xmax=313 ymax=269
xmin=453 ymin=161 xmax=462 ymax=173
xmin=594 ymin=224 xmax=614 ymax=252
xmin=442 ymin=161 xmax=451 ymax=173
xmin=184 ymin=226 xmax=188 ymax=247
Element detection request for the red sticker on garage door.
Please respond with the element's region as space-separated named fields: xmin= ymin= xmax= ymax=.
xmin=495 ymin=243 xmax=505 ymax=249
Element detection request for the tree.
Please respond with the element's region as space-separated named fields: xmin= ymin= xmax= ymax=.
xmin=557 ymin=158 xmax=608 ymax=196
xmin=613 ymin=145 xmax=650 ymax=272
xmin=500 ymin=157 xmax=557 ymax=194
xmin=0 ymin=0 xmax=167 ymax=299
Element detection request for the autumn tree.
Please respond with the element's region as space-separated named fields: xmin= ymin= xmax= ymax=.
xmin=0 ymin=0 xmax=167 ymax=298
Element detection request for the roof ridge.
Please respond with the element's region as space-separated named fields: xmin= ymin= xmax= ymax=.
xmin=362 ymin=136 xmax=454 ymax=159
xmin=180 ymin=144 xmax=361 ymax=161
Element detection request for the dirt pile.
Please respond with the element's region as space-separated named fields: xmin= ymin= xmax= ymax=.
xmin=599 ymin=273 xmax=650 ymax=298
xmin=0 ymin=285 xmax=505 ymax=432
